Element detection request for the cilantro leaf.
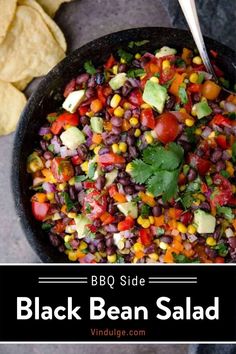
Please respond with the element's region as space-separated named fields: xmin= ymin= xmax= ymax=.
xmin=185 ymin=126 xmax=197 ymax=144
xmin=127 ymin=68 xmax=145 ymax=78
xmin=117 ymin=49 xmax=133 ymax=63
xmin=157 ymin=227 xmax=165 ymax=235
xmin=175 ymin=58 xmax=186 ymax=68
xmin=88 ymin=162 xmax=96 ymax=179
xmin=142 ymin=143 xmax=183 ymax=171
xmin=181 ymin=192 xmax=194 ymax=209
xmin=130 ymin=159 xmax=153 ymax=184
xmin=128 ymin=40 xmax=149 ymax=48
xmin=178 ymin=86 xmax=188 ymax=104
xmin=141 ymin=204 xmax=150 ymax=217
xmin=214 ymin=243 xmax=228 ymax=257
xmin=62 ymin=192 xmax=74 ymax=212
xmin=84 ymin=60 xmax=96 ymax=75
xmin=147 ymin=169 xmax=179 ymax=201
xmin=173 ymin=253 xmax=200 ymax=263
xmin=41 ymin=223 xmax=52 ymax=232
xmin=217 ymin=206 xmax=234 ymax=221
xmin=74 ymin=175 xmax=87 ymax=183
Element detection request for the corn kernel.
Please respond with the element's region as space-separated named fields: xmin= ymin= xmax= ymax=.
xmin=179 ymin=108 xmax=187 ymax=113
xmin=150 ymin=76 xmax=159 ymax=83
xmin=120 ymin=58 xmax=126 ymax=64
xmin=134 ymin=128 xmax=141 ymax=137
xmin=159 ymin=241 xmax=168 ymax=250
xmin=141 ymin=103 xmax=151 ymax=109
xmin=112 ymin=143 xmax=120 ymax=154
xmin=226 ymin=161 xmax=234 ymax=176
xmin=112 ymin=64 xmax=118 ymax=75
xmin=201 ymin=96 xmax=207 ymax=102
xmin=137 ymin=216 xmax=144 ymax=225
xmin=135 ymin=53 xmax=141 ymax=59
xmin=189 ymin=72 xmax=199 ymax=83
xmin=132 ymin=256 xmax=138 ymax=264
xmin=68 ymin=251 xmax=77 ymax=261
xmin=65 ymin=225 xmax=76 ymax=234
xmin=195 ymin=128 xmax=202 ymax=135
xmin=149 ymin=216 xmax=154 ymax=224
xmin=192 ymin=56 xmax=202 ymax=65
xmin=187 ymin=225 xmax=197 ymax=234
xmin=58 ymin=182 xmax=66 ymax=191
xmin=100 ymin=252 xmax=107 ymax=258
xmin=208 ymin=131 xmax=215 ymax=139
xmin=177 ymin=222 xmax=187 ymax=233
xmin=43 ymin=133 xmax=52 ymax=140
xmin=180 ymin=185 xmax=186 ymax=191
xmin=95 ymin=252 xmax=101 ymax=262
xmin=142 ymin=219 xmax=151 ymax=228
xmin=191 ymin=104 xmax=197 ymax=116
xmin=107 ymin=254 xmax=117 ymax=263
xmin=126 ymin=162 xmax=133 ymax=173
xmin=133 ymin=242 xmax=144 ymax=252
xmin=145 ymin=132 xmax=153 ymax=144
xmin=110 ymin=94 xmax=121 ymax=108
xmin=185 ymin=118 xmax=195 ymax=127
xmin=226 ymin=149 xmax=232 ymax=157
xmin=129 ymin=117 xmax=139 ymax=126
xmin=197 ymin=194 xmax=205 ymax=202
xmin=81 ymin=161 xmax=89 ymax=172
xmin=67 ymin=212 xmax=77 ymax=218
xmin=79 ymin=241 xmax=87 ymax=250
xmin=146 ymin=192 xmax=154 ymax=198
xmin=94 ymin=145 xmax=101 ymax=155
xmin=114 ymin=106 xmax=124 ymax=117
xmin=162 ymin=60 xmax=171 ymax=70
xmin=68 ymin=177 xmax=75 ymax=186
xmin=86 ymin=111 xmax=94 ymax=117
xmin=64 ymin=235 xmax=73 ymax=243
xmin=117 ymin=240 xmax=125 ymax=250
xmin=119 ymin=142 xmax=127 ymax=153
xmin=47 ymin=192 xmax=54 ymax=201
xmin=123 ymin=102 xmax=131 ymax=110
xmin=206 ymin=237 xmax=216 ymax=247
xmin=149 ymin=253 xmax=159 ymax=261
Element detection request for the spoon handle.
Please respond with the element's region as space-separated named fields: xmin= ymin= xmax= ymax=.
xmin=178 ymin=0 xmax=217 ymax=80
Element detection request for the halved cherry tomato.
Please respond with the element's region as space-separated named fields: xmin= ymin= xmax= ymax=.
xmin=83 ymin=181 xmax=96 ymax=189
xmin=210 ymin=114 xmax=232 ymax=128
xmin=32 ymin=201 xmax=50 ymax=221
xmin=83 ymin=190 xmax=107 ymax=220
xmin=98 ymin=153 xmax=125 ymax=166
xmin=139 ymin=228 xmax=153 ymax=246
xmin=155 ymin=112 xmax=180 ymax=144
xmin=51 ymin=112 xmax=79 ymax=135
xmin=51 ymin=157 xmax=74 ymax=182
xmin=215 ymin=257 xmax=225 ymax=263
xmin=118 ymin=216 xmax=134 ymax=231
xmin=188 ymin=153 xmax=211 ymax=176
xmin=211 ymin=174 xmax=233 ymax=207
xmin=216 ymin=135 xmax=228 ymax=149
xmin=140 ymin=108 xmax=156 ymax=129
xmin=104 ymin=54 xmax=116 ymax=69
xmin=71 ymin=155 xmax=83 ymax=166
xmin=128 ymin=89 xmax=143 ymax=106
xmin=63 ymin=78 xmax=76 ymax=97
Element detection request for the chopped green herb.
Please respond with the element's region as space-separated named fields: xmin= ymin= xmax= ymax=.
xmin=88 ymin=162 xmax=96 ymax=179
xmin=64 ymin=242 xmax=73 ymax=250
xmin=62 ymin=192 xmax=74 ymax=212
xmin=220 ymin=170 xmax=230 ymax=179
xmin=141 ymin=204 xmax=150 ymax=217
xmin=214 ymin=243 xmax=228 ymax=257
xmin=41 ymin=223 xmax=52 ymax=232
xmin=217 ymin=206 xmax=234 ymax=221
xmin=228 ymin=112 xmax=236 ymax=120
xmin=128 ymin=40 xmax=149 ymax=48
xmin=156 ymin=227 xmax=165 ymax=236
xmin=175 ymin=58 xmax=185 ymax=68
xmin=181 ymin=192 xmax=194 ymax=209
xmin=117 ymin=49 xmax=133 ymax=63
xmin=74 ymin=175 xmax=87 ymax=183
xmin=48 ymin=144 xmax=54 ymax=153
xmin=178 ymin=86 xmax=188 ymax=104
xmin=173 ymin=253 xmax=200 ymax=263
xmin=205 ymin=175 xmax=213 ymax=186
xmin=127 ymin=68 xmax=145 ymax=78
xmin=232 ymin=142 xmax=236 ymax=162
xmin=84 ymin=60 xmax=96 ymax=75
xmin=85 ymin=203 xmax=92 ymax=213
xmin=130 ymin=159 xmax=153 ymax=184
xmin=117 ymin=255 xmax=125 ymax=263
xmin=47 ymin=114 xmax=57 ymax=123
xmin=186 ymin=126 xmax=197 ymax=144
xmin=197 ymin=73 xmax=205 ymax=83
xmin=183 ymin=164 xmax=190 ymax=175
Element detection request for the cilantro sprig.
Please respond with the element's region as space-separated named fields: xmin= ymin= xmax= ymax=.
xmin=84 ymin=60 xmax=96 ymax=75
xmin=131 ymin=143 xmax=184 ymax=201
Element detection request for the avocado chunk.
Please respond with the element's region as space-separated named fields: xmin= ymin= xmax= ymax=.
xmin=91 ymin=116 xmax=103 ymax=133
xmin=105 ymin=169 xmax=118 ymax=187
xmin=194 ymin=209 xmax=216 ymax=234
xmin=155 ymin=46 xmax=177 ymax=58
xmin=60 ymin=127 xmax=85 ymax=150
xmin=142 ymin=79 xmax=167 ymax=114
xmin=117 ymin=202 xmax=138 ymax=219
xmin=74 ymin=214 xmax=90 ymax=239
xmin=109 ymin=73 xmax=127 ymax=90
xmin=62 ymin=90 xmax=85 ymax=113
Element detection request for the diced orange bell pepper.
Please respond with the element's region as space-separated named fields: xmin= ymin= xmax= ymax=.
xmin=154 ymin=215 xmax=165 ymax=227
xmin=232 ymin=219 xmax=236 ymax=231
xmin=139 ymin=191 xmax=156 ymax=207
xmin=113 ymin=192 xmax=127 ymax=203
xmin=135 ymin=251 xmax=145 ymax=259
xmin=169 ymin=73 xmax=186 ymax=96
xmin=90 ymin=99 xmax=103 ymax=113
xmin=92 ymin=133 xmax=103 ymax=144
xmin=122 ymin=119 xmax=131 ymax=131
xmin=181 ymin=47 xmax=192 ymax=65
xmin=201 ymin=80 xmax=221 ymax=100
xmin=103 ymin=121 xmax=112 ymax=131
xmin=31 ymin=193 xmax=47 ymax=203
xmin=163 ymin=249 xmax=174 ymax=263
xmin=227 ymin=94 xmax=236 ymax=105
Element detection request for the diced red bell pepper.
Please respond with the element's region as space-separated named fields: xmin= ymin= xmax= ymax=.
xmin=83 ymin=181 xmax=96 ymax=189
xmin=128 ymin=89 xmax=143 ymax=106
xmin=160 ymin=67 xmax=175 ymax=84
xmin=215 ymin=257 xmax=225 ymax=263
xmin=32 ymin=201 xmax=50 ymax=221
xmin=216 ymin=135 xmax=228 ymax=149
xmin=188 ymin=153 xmax=211 ymax=176
xmin=98 ymin=153 xmax=125 ymax=167
xmin=211 ymin=174 xmax=233 ymax=207
xmin=210 ymin=114 xmax=232 ymax=128
xmin=51 ymin=112 xmax=79 ymax=135
xmin=71 ymin=155 xmax=83 ymax=166
xmin=139 ymin=228 xmax=153 ymax=246
xmin=63 ymin=78 xmax=76 ymax=97
xmin=97 ymin=86 xmax=106 ymax=105
xmin=140 ymin=108 xmax=156 ymax=129
xmin=212 ymin=63 xmax=224 ymax=77
xmin=104 ymin=54 xmax=116 ymax=69
xmin=108 ymin=184 xmax=118 ymax=197
xmin=188 ymin=83 xmax=202 ymax=93
xmin=78 ymin=105 xmax=89 ymax=116
xmin=87 ymin=224 xmax=97 ymax=233
xmin=179 ymin=211 xmax=193 ymax=226
xmin=118 ymin=216 xmax=134 ymax=232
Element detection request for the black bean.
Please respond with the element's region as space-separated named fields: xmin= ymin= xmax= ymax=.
xmin=118 ymin=171 xmax=128 ymax=178
xmin=76 ymin=73 xmax=89 ymax=85
xmin=97 ymin=241 xmax=106 ymax=252
xmin=132 ymin=108 xmax=140 ymax=118
xmin=95 ymin=73 xmax=105 ymax=85
xmin=40 ymin=140 xmax=48 ymax=151
xmin=111 ymin=116 xmax=122 ymax=127
xmin=129 ymin=146 xmax=138 ymax=158
xmin=192 ymin=92 xmax=201 ymax=102
xmin=103 ymin=165 xmax=114 ymax=172
xmin=205 ymin=247 xmax=217 ymax=258
xmin=95 ymin=176 xmax=106 ymax=190
xmin=49 ymin=234 xmax=61 ymax=248
xmin=85 ymin=87 xmax=96 ymax=99
xmin=134 ymin=184 xmax=146 ymax=191
xmin=132 ymin=59 xmax=141 ymax=68
xmin=127 ymin=135 xmax=135 ymax=147
xmin=211 ymin=149 xmax=222 ymax=163
xmin=222 ymin=150 xmax=231 ymax=160
xmin=165 ymin=95 xmax=176 ymax=110
xmin=105 ymin=134 xmax=120 ymax=145
xmin=106 ymin=246 xmax=116 ymax=256
xmin=80 ymin=115 xmax=90 ymax=126
xmin=95 ymin=233 xmax=104 ymax=240
xmin=160 ymin=236 xmax=172 ymax=244
xmin=118 ymin=178 xmax=130 ymax=186
xmin=128 ymin=78 xmax=140 ymax=88
xmin=112 ymin=126 xmax=122 ymax=135
xmin=77 ymin=144 xmax=88 ymax=160
xmin=118 ymin=64 xmax=127 ymax=73
xmin=122 ymin=83 xmax=132 ymax=97
xmin=195 ymin=148 xmax=205 ymax=157
xmin=105 ymin=237 xmax=114 ymax=247
xmin=124 ymin=109 xmax=132 ymax=119
xmin=213 ymin=225 xmax=221 ymax=240
xmin=124 ymin=185 xmax=135 ymax=194
xmin=98 ymin=147 xmax=110 ymax=155
xmin=58 ymin=244 xmax=65 ymax=253
xmin=69 ymin=186 xmax=76 ymax=200
xmin=87 ymin=76 xmax=96 ymax=88
xmin=108 ymin=203 xmax=116 ymax=215
xmin=199 ymin=201 xmax=211 ymax=211
xmin=74 ymin=165 xmax=82 ymax=175
xmin=89 ymin=244 xmax=96 ymax=254
xmin=43 ymin=151 xmax=53 ymax=160
xmin=187 ymin=169 xmax=197 ymax=182
xmin=224 ymin=126 xmax=233 ymax=135
xmin=152 ymin=205 xmax=162 ymax=217
xmin=179 ymin=141 xmax=192 ymax=152
xmin=93 ymin=219 xmax=102 ymax=228
xmin=216 ymin=160 xmax=226 ymax=172
xmin=229 ymin=237 xmax=236 ymax=249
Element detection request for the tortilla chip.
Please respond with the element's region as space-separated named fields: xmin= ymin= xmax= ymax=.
xmin=0 ymin=0 xmax=17 ymax=44
xmin=36 ymin=0 xmax=71 ymax=17
xmin=0 ymin=80 xmax=26 ymax=136
xmin=17 ymin=0 xmax=67 ymax=51
xmin=0 ymin=5 xmax=65 ymax=82
xmin=13 ymin=76 xmax=33 ymax=91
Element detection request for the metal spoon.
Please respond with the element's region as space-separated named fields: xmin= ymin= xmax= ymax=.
xmin=178 ymin=0 xmax=235 ymax=94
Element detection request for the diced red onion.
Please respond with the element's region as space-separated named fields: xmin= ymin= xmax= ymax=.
xmin=125 ymin=240 xmax=131 ymax=248
xmin=201 ymin=126 xmax=212 ymax=138
xmin=83 ymin=124 xmax=93 ymax=137
xmin=80 ymin=253 xmax=95 ymax=263
xmin=42 ymin=182 xmax=56 ymax=193
xmin=45 ymin=160 xmax=51 ymax=169
xmin=183 ymin=241 xmax=192 ymax=251
xmin=67 ymin=149 xmax=78 ymax=157
xmin=51 ymin=136 xmax=61 ymax=154
xmin=60 ymin=146 xmax=68 ymax=158
xmin=74 ymin=182 xmax=83 ymax=191
xmin=39 ymin=127 xmax=50 ymax=136
xmin=123 ymin=230 xmax=135 ymax=238
xmin=86 ymin=136 xmax=93 ymax=147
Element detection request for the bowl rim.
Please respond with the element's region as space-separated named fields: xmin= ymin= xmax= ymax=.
xmin=11 ymin=26 xmax=236 ymax=263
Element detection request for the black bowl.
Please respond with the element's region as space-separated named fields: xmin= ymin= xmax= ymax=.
xmin=12 ymin=27 xmax=236 ymax=262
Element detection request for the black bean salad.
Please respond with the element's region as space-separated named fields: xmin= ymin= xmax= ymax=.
xmin=27 ymin=43 xmax=236 ymax=263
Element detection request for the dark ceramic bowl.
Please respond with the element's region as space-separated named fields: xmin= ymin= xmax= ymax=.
xmin=12 ymin=27 xmax=236 ymax=262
